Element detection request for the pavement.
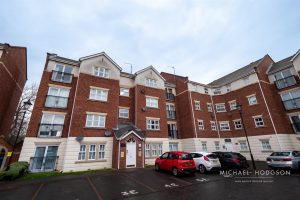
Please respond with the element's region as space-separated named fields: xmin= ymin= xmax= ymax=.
xmin=0 ymin=162 xmax=300 ymax=200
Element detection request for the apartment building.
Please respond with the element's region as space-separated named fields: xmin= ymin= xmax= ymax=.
xmin=0 ymin=43 xmax=27 ymax=170
xmin=19 ymin=50 xmax=300 ymax=172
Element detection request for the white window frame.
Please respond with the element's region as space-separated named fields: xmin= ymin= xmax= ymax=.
xmin=201 ymin=142 xmax=207 ymax=152
xmin=86 ymin=113 xmax=106 ymax=128
xmin=93 ymin=67 xmax=109 ymax=78
xmin=216 ymin=103 xmax=226 ymax=112
xmin=247 ymin=94 xmax=257 ymax=105
xmin=146 ymin=118 xmax=160 ymax=130
xmin=243 ymin=76 xmax=250 ymax=86
xmin=210 ymin=121 xmax=217 ymax=131
xmin=253 ymin=115 xmax=264 ymax=127
xmin=169 ymin=143 xmax=178 ymax=151
xmin=146 ymin=97 xmax=158 ymax=108
xmin=198 ymin=120 xmax=204 ymax=130
xmin=120 ymin=88 xmax=130 ymax=97
xmin=261 ymin=140 xmax=272 ymax=150
xmin=207 ymin=103 xmax=212 ymax=112
xmin=219 ymin=121 xmax=230 ymax=131
xmin=233 ymin=119 xmax=243 ymax=130
xmin=89 ymin=87 xmax=109 ymax=102
xmin=229 ymin=100 xmax=237 ymax=110
xmin=194 ymin=101 xmax=201 ymax=110
xmin=119 ymin=107 xmax=129 ymax=118
xmin=145 ymin=144 xmax=151 ymax=158
xmin=146 ymin=78 xmax=157 ymax=88
xmin=89 ymin=144 xmax=96 ymax=160
xmin=214 ymin=141 xmax=220 ymax=151
xmin=78 ymin=144 xmax=86 ymax=160
xmin=239 ymin=141 xmax=248 ymax=151
xmin=98 ymin=144 xmax=105 ymax=160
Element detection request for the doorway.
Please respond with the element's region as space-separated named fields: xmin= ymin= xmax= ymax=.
xmin=126 ymin=138 xmax=136 ymax=168
xmin=31 ymin=146 xmax=58 ymax=172
xmin=0 ymin=148 xmax=6 ymax=170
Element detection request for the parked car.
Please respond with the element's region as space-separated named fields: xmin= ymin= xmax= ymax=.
xmin=155 ymin=151 xmax=196 ymax=176
xmin=266 ymin=151 xmax=300 ymax=170
xmin=212 ymin=152 xmax=249 ymax=169
xmin=190 ymin=152 xmax=221 ymax=173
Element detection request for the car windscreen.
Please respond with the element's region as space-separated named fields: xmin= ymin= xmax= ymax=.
xmin=270 ymin=152 xmax=291 ymax=156
xmin=230 ymin=153 xmax=245 ymax=159
xmin=181 ymin=153 xmax=193 ymax=160
xmin=206 ymin=154 xmax=218 ymax=159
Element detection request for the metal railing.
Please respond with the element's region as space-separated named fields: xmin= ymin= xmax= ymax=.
xmin=38 ymin=124 xmax=64 ymax=137
xmin=292 ymin=123 xmax=300 ymax=133
xmin=45 ymin=95 xmax=68 ymax=108
xmin=166 ymin=92 xmax=175 ymax=101
xmin=282 ymin=97 xmax=300 ymax=110
xmin=167 ymin=110 xmax=176 ymax=119
xmin=51 ymin=70 xmax=73 ymax=83
xmin=275 ymin=76 xmax=297 ymax=89
xmin=29 ymin=156 xmax=59 ymax=172
xmin=168 ymin=130 xmax=178 ymax=139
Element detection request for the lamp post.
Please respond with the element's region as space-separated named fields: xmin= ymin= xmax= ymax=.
xmin=236 ymin=103 xmax=256 ymax=170
xmin=6 ymin=99 xmax=32 ymax=170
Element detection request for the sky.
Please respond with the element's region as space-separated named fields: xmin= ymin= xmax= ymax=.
xmin=1 ymin=0 xmax=300 ymax=85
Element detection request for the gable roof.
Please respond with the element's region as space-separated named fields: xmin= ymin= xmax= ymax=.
xmin=113 ymin=123 xmax=145 ymax=140
xmin=135 ymin=66 xmax=166 ymax=81
xmin=208 ymin=57 xmax=264 ymax=87
xmin=267 ymin=55 xmax=294 ymax=75
xmin=79 ymin=52 xmax=122 ymax=71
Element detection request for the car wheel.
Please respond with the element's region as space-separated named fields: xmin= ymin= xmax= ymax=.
xmin=155 ymin=164 xmax=160 ymax=172
xmin=172 ymin=167 xmax=178 ymax=176
xmin=199 ymin=164 xmax=206 ymax=174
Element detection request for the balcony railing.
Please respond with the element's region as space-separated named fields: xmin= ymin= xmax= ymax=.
xmin=29 ymin=156 xmax=59 ymax=172
xmin=292 ymin=123 xmax=300 ymax=133
xmin=51 ymin=70 xmax=73 ymax=83
xmin=45 ymin=95 xmax=68 ymax=108
xmin=168 ymin=130 xmax=178 ymax=139
xmin=167 ymin=110 xmax=176 ymax=119
xmin=38 ymin=124 xmax=64 ymax=137
xmin=283 ymin=98 xmax=300 ymax=110
xmin=275 ymin=76 xmax=297 ymax=89
xmin=166 ymin=92 xmax=175 ymax=101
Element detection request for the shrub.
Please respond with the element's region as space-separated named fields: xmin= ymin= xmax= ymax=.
xmin=0 ymin=162 xmax=29 ymax=181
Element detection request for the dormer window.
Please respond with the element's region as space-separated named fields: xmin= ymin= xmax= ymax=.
xmin=94 ymin=67 xmax=109 ymax=78
xmin=146 ymin=78 xmax=157 ymax=88
xmin=213 ymin=88 xmax=221 ymax=95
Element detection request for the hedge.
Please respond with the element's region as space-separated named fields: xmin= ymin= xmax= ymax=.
xmin=0 ymin=162 xmax=29 ymax=181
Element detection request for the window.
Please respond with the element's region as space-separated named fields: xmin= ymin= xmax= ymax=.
xmin=207 ymin=103 xmax=212 ymax=112
xmin=146 ymin=78 xmax=157 ymax=88
xmin=169 ymin=143 xmax=178 ymax=151
xmin=248 ymin=95 xmax=257 ymax=105
xmin=219 ymin=121 xmax=230 ymax=131
xmin=214 ymin=141 xmax=220 ymax=151
xmin=253 ymin=116 xmax=264 ymax=127
xmin=274 ymin=68 xmax=296 ymax=89
xmin=89 ymin=88 xmax=108 ymax=101
xmin=198 ymin=120 xmax=204 ymax=130
xmin=145 ymin=144 xmax=151 ymax=158
xmin=281 ymin=90 xmax=300 ymax=110
xmin=39 ymin=113 xmax=65 ymax=137
xmin=243 ymin=76 xmax=250 ymax=85
xmin=146 ymin=119 xmax=160 ymax=130
xmin=290 ymin=115 xmax=300 ymax=133
xmin=166 ymin=104 xmax=176 ymax=119
xmin=226 ymin=84 xmax=231 ymax=92
xmin=99 ymin=144 xmax=105 ymax=160
xmin=86 ymin=114 xmax=106 ymax=128
xmin=234 ymin=120 xmax=243 ymax=130
xmin=119 ymin=108 xmax=129 ymax=118
xmin=210 ymin=121 xmax=217 ymax=131
xmin=78 ymin=144 xmax=86 ymax=160
xmin=239 ymin=141 xmax=248 ymax=151
xmin=194 ymin=101 xmax=201 ymax=110
xmin=89 ymin=145 xmax=96 ymax=160
xmin=51 ymin=64 xmax=73 ymax=83
xmin=147 ymin=144 xmax=162 ymax=157
xmin=94 ymin=67 xmax=109 ymax=78
xmin=213 ymin=88 xmax=221 ymax=95
xmin=146 ymin=97 xmax=158 ymax=108
xmin=45 ymin=87 xmax=69 ymax=108
xmin=204 ymin=88 xmax=208 ymax=94
xmin=120 ymin=88 xmax=129 ymax=97
xmin=202 ymin=142 xmax=207 ymax=152
xmin=216 ymin=103 xmax=226 ymax=112
xmin=261 ymin=140 xmax=272 ymax=150
xmin=229 ymin=101 xmax=237 ymax=110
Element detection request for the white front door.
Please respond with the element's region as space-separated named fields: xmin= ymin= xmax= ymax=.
xmin=126 ymin=139 xmax=136 ymax=168
xmin=224 ymin=142 xmax=233 ymax=152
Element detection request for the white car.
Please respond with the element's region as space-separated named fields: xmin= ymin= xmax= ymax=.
xmin=191 ymin=152 xmax=221 ymax=173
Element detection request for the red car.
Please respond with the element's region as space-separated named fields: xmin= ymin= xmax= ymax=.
xmin=155 ymin=151 xmax=196 ymax=176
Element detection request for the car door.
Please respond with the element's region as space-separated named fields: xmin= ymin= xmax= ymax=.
xmin=167 ymin=153 xmax=178 ymax=171
xmin=191 ymin=153 xmax=203 ymax=169
xmin=159 ymin=152 xmax=169 ymax=170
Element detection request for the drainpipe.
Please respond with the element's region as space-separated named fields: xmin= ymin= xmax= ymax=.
xmin=118 ymin=140 xmax=120 ymax=170
xmin=189 ymin=91 xmax=197 ymax=138
xmin=210 ymin=94 xmax=221 ymax=139
xmin=254 ymin=68 xmax=282 ymax=150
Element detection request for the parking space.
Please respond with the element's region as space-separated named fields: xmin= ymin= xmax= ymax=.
xmin=0 ymin=183 xmax=41 ymax=200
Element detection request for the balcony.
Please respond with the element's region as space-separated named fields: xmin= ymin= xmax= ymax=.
xmin=38 ymin=124 xmax=64 ymax=137
xmin=29 ymin=156 xmax=59 ymax=172
xmin=275 ymin=76 xmax=297 ymax=89
xmin=283 ymin=98 xmax=300 ymax=110
xmin=45 ymin=95 xmax=68 ymax=108
xmin=168 ymin=130 xmax=178 ymax=139
xmin=51 ymin=70 xmax=73 ymax=83
xmin=167 ymin=110 xmax=176 ymax=119
xmin=292 ymin=123 xmax=300 ymax=133
xmin=166 ymin=92 xmax=175 ymax=101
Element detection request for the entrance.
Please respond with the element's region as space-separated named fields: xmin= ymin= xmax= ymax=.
xmin=0 ymin=148 xmax=6 ymax=170
xmin=126 ymin=138 xmax=136 ymax=168
xmin=31 ymin=146 xmax=58 ymax=172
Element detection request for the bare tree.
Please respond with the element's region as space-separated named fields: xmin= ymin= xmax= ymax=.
xmin=7 ymin=83 xmax=38 ymax=145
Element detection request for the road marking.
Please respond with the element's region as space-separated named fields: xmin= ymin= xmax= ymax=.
xmin=32 ymin=183 xmax=44 ymax=200
xmin=121 ymin=190 xmax=139 ymax=196
xmin=86 ymin=177 xmax=103 ymax=200
xmin=196 ymin=178 xmax=209 ymax=182
xmin=165 ymin=183 xmax=179 ymax=188
xmin=169 ymin=176 xmax=193 ymax=185
xmin=119 ymin=173 xmax=156 ymax=192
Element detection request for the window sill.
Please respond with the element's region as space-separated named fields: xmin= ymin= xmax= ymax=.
xmin=75 ymin=159 xmax=107 ymax=164
xmin=248 ymin=103 xmax=259 ymax=106
xmin=216 ymin=111 xmax=227 ymax=113
xmin=119 ymin=117 xmax=129 ymax=119
xmin=261 ymin=150 xmax=273 ymax=153
xmin=37 ymin=136 xmax=62 ymax=138
xmin=220 ymin=130 xmax=231 ymax=131
xmin=84 ymin=127 xmax=106 ymax=130
xmin=146 ymin=107 xmax=159 ymax=109
xmin=88 ymin=99 xmax=108 ymax=103
xmin=255 ymin=126 xmax=266 ymax=128
xmin=146 ymin=129 xmax=161 ymax=131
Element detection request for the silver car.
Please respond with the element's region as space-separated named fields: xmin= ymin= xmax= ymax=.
xmin=267 ymin=151 xmax=300 ymax=170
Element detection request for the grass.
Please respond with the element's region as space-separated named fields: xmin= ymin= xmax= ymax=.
xmin=19 ymin=168 xmax=113 ymax=181
xmin=145 ymin=164 xmax=154 ymax=168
